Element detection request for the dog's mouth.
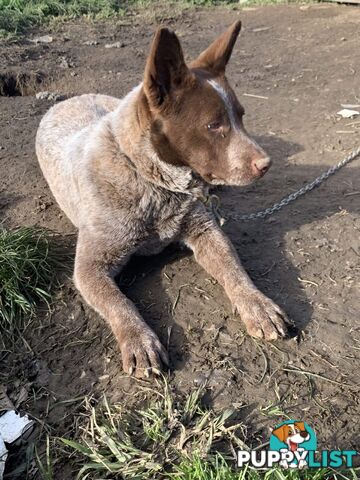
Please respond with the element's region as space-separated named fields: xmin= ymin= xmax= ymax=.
xmin=289 ymin=440 xmax=298 ymax=452
xmin=203 ymin=173 xmax=226 ymax=185
xmin=204 ymin=171 xmax=261 ymax=187
xmin=208 ymin=173 xmax=222 ymax=181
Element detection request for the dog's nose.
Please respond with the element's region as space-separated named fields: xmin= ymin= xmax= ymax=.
xmin=300 ymin=431 xmax=309 ymax=438
xmin=252 ymin=156 xmax=272 ymax=175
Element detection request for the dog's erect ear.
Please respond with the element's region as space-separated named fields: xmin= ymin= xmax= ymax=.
xmin=272 ymin=425 xmax=288 ymax=443
xmin=144 ymin=27 xmax=191 ymax=109
xmin=190 ymin=21 xmax=241 ymax=74
xmin=295 ymin=422 xmax=306 ymax=431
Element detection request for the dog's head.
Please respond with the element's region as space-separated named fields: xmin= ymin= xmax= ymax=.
xmin=140 ymin=22 xmax=271 ymax=187
xmin=272 ymin=422 xmax=310 ymax=451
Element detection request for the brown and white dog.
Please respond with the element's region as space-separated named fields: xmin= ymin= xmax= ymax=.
xmin=272 ymin=422 xmax=310 ymax=468
xmin=36 ymin=21 xmax=290 ymax=378
xmin=272 ymin=422 xmax=310 ymax=452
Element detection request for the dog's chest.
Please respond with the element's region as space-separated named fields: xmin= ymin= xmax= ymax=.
xmin=135 ymin=191 xmax=194 ymax=255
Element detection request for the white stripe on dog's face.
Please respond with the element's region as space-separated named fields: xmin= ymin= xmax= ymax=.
xmin=207 ymin=78 xmax=270 ymax=177
xmin=286 ymin=424 xmax=309 ymax=445
xmin=207 ymin=79 xmax=240 ymax=132
xmin=207 ymin=78 xmax=268 ymax=153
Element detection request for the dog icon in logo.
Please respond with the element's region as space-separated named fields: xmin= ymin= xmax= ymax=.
xmin=271 ymin=421 xmax=311 ymax=469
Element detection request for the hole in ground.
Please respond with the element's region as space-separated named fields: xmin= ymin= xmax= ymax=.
xmin=0 ymin=71 xmax=47 ymax=96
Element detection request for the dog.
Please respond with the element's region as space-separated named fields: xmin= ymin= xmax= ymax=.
xmin=272 ymin=422 xmax=310 ymax=468
xmin=36 ymin=21 xmax=289 ymax=378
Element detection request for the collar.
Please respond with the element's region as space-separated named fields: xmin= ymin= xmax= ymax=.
xmin=198 ymin=193 xmax=226 ymax=226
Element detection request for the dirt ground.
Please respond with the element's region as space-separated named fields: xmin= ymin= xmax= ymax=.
xmin=1 ymin=3 xmax=359 ymax=477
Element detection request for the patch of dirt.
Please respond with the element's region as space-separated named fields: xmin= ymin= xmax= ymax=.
xmin=1 ymin=4 xmax=359 ymax=477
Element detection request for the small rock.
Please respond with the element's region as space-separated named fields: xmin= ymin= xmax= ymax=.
xmin=59 ymin=57 xmax=74 ymax=69
xmin=84 ymin=40 xmax=99 ymax=46
xmin=36 ymin=91 xmax=65 ymax=101
xmin=38 ymin=199 xmax=53 ymax=211
xmin=218 ymin=331 xmax=234 ymax=344
xmin=36 ymin=91 xmax=50 ymax=100
xmin=30 ymin=35 xmax=53 ymax=44
xmin=337 ymin=108 xmax=359 ymax=119
xmin=193 ymin=373 xmax=207 ymax=386
xmin=105 ymin=41 xmax=125 ymax=49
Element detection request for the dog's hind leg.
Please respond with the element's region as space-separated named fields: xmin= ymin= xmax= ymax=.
xmin=182 ymin=211 xmax=289 ymax=341
xmin=73 ymin=230 xmax=169 ymax=378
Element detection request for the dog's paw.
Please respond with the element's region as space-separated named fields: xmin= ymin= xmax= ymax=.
xmin=234 ymin=290 xmax=289 ymax=341
xmin=120 ymin=327 xmax=169 ymax=379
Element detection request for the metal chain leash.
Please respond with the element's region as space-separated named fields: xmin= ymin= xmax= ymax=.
xmin=218 ymin=146 xmax=360 ymax=223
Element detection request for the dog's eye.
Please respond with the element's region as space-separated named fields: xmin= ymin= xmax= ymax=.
xmin=207 ymin=121 xmax=221 ymax=131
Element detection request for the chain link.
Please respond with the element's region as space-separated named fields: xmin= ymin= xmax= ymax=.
xmin=228 ymin=146 xmax=360 ymax=222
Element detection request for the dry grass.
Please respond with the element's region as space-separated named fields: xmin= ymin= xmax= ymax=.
xmin=60 ymin=380 xmax=246 ymax=478
xmin=58 ymin=380 xmax=359 ymax=479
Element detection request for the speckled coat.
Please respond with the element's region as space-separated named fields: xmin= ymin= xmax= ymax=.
xmin=36 ymin=22 xmax=289 ymax=378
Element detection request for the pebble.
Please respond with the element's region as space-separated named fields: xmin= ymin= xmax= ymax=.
xmin=84 ymin=40 xmax=99 ymax=46
xmin=105 ymin=41 xmax=125 ymax=49
xmin=30 ymin=35 xmax=53 ymax=44
xmin=59 ymin=57 xmax=74 ymax=69
xmin=35 ymin=91 xmax=65 ymax=101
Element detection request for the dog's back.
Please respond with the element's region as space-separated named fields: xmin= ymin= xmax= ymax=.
xmin=36 ymin=94 xmax=120 ymax=226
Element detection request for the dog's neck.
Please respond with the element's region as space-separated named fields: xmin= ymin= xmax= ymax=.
xmin=110 ymin=84 xmax=206 ymax=197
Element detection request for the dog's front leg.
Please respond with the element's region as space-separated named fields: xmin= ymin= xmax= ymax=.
xmin=74 ymin=231 xmax=168 ymax=378
xmin=182 ymin=213 xmax=289 ymax=340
